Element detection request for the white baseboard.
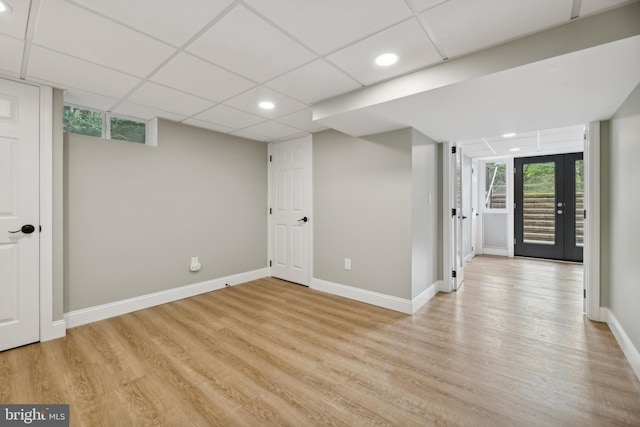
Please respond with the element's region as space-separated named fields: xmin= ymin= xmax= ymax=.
xmin=65 ymin=268 xmax=269 ymax=329
xmin=311 ymin=278 xmax=412 ymax=314
xmin=605 ymin=308 xmax=640 ymax=382
xmin=40 ymin=319 xmax=67 ymax=342
xmin=599 ymin=307 xmax=608 ymax=323
xmin=310 ymin=278 xmax=441 ymax=315
xmin=439 ymin=279 xmax=452 ymax=293
xmin=482 ymin=247 xmax=508 ymax=257
xmin=411 ymin=281 xmax=440 ymax=314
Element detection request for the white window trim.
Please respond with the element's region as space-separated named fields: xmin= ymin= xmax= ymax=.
xmin=63 ymin=103 xmax=157 ymax=146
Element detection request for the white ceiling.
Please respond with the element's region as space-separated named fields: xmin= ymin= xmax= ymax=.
xmin=458 ymin=124 xmax=585 ymax=159
xmin=0 ymin=0 xmax=637 ymax=143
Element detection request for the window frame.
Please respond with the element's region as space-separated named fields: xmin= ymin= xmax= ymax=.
xmin=482 ymin=160 xmax=508 ymax=212
xmin=63 ymin=103 xmax=157 ymax=146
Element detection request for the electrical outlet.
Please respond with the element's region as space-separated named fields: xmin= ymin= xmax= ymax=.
xmin=344 ymin=258 xmax=351 ymax=270
xmin=189 ymin=256 xmax=201 ymax=272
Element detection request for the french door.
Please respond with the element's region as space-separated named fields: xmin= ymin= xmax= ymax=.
xmin=514 ymin=153 xmax=583 ymax=262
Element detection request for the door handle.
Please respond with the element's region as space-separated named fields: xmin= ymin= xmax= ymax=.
xmin=297 ymin=216 xmax=308 ymax=223
xmin=9 ymin=224 xmax=36 ymax=234
xmin=557 ymin=210 xmax=564 ymax=215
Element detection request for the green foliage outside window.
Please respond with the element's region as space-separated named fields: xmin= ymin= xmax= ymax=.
xmin=111 ymin=117 xmax=145 ymax=144
xmin=63 ymin=105 xmax=147 ymax=144
xmin=63 ymin=106 xmax=102 ymax=137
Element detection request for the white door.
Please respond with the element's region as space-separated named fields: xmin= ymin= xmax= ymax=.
xmin=453 ymin=145 xmax=464 ymax=290
xmin=0 ymin=78 xmax=40 ymax=352
xmin=270 ymin=136 xmax=312 ymax=285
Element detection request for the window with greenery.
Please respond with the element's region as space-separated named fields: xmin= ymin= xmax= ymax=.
xmin=110 ymin=117 xmax=145 ymax=144
xmin=63 ymin=104 xmax=150 ymax=145
xmin=63 ymin=105 xmax=103 ymax=137
xmin=484 ymin=162 xmax=507 ymax=209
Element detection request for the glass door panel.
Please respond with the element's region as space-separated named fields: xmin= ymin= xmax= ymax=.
xmin=523 ymin=161 xmax=556 ymax=245
xmin=575 ymin=159 xmax=584 ymax=247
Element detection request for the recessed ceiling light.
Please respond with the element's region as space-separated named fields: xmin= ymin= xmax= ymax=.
xmin=375 ymin=53 xmax=398 ymax=67
xmin=258 ymin=101 xmax=274 ymax=110
xmin=502 ymin=132 xmax=517 ymax=138
xmin=0 ymin=1 xmax=12 ymax=13
xmin=509 ymin=147 xmax=521 ymax=152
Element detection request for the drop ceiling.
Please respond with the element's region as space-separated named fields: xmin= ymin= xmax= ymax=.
xmin=0 ymin=0 xmax=637 ymax=143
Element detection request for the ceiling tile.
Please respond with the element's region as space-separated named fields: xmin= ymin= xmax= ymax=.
xmin=151 ymin=53 xmax=255 ymax=102
xmin=127 ymin=82 xmax=214 ymax=117
xmin=420 ymin=0 xmax=572 ymax=58
xmin=579 ymin=0 xmax=636 ymax=16
xmin=275 ymin=109 xmax=328 ymax=133
xmin=409 ymin=0 xmax=449 ymax=12
xmin=112 ymin=101 xmax=187 ymax=122
xmin=186 ymin=5 xmax=315 ymax=83
xmin=224 ymin=86 xmax=307 ymax=119
xmin=194 ymin=105 xmax=265 ymax=129
xmin=229 ymin=129 xmax=271 ymax=142
xmin=33 ymin=0 xmax=175 ymax=77
xmin=27 ymin=46 xmax=141 ymax=98
xmin=68 ymin=0 xmax=235 ymax=46
xmin=63 ymin=89 xmax=119 ymax=111
xmin=245 ymin=0 xmax=413 ymax=54
xmin=0 ymin=0 xmax=30 ymax=39
xmin=241 ymin=121 xmax=305 ymax=140
xmin=265 ymin=60 xmax=361 ymax=104
xmin=182 ymin=118 xmax=235 ymax=134
xmin=327 ymin=19 xmax=442 ymax=85
xmin=0 ymin=34 xmax=23 ymax=75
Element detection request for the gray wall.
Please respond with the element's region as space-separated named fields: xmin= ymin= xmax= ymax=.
xmin=606 ymin=82 xmax=640 ymax=351
xmin=63 ymin=119 xmax=267 ymax=312
xmin=313 ymin=129 xmax=413 ymax=299
xmin=411 ymin=129 xmax=441 ymax=298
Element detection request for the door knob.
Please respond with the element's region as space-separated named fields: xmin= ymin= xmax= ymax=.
xmin=297 ymin=216 xmax=308 ymax=223
xmin=557 ymin=210 xmax=564 ymax=215
xmin=9 ymin=224 xmax=36 ymax=234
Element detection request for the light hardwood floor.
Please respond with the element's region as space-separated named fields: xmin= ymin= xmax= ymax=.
xmin=1 ymin=256 xmax=639 ymax=426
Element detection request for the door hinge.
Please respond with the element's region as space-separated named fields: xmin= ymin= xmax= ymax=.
xmin=452 ymin=270 xmax=457 ymax=278
xmin=451 ymin=146 xmax=457 ymax=154
xmin=584 ymin=210 xmax=586 ymax=219
xmin=584 ymin=289 xmax=586 ymax=299
xmin=269 ymin=208 xmax=272 ymax=214
xmin=514 ymin=238 xmax=517 ymax=245
xmin=451 ymin=208 xmax=456 ymax=217
xmin=514 ymin=202 xmax=516 ymax=210
xmin=514 ymin=167 xmax=516 ymax=174
xmin=269 ymin=155 xmax=272 ymax=162
xmin=269 ymin=260 xmax=272 ymax=267
xmin=39 ymin=225 xmax=42 ymax=232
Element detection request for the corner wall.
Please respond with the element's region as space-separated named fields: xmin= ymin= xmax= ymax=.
xmin=313 ymin=129 xmax=413 ymax=299
xmin=411 ymin=129 xmax=441 ymax=298
xmin=63 ymin=119 xmax=268 ymax=312
xmin=606 ymin=82 xmax=640 ymax=360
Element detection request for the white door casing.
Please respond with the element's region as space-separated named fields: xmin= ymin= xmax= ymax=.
xmin=0 ymin=78 xmax=40 ymax=351
xmin=453 ymin=144 xmax=464 ymax=290
xmin=269 ymin=136 xmax=312 ymax=286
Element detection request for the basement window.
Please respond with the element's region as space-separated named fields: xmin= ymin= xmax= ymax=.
xmin=63 ymin=104 xmax=157 ymax=146
xmin=484 ymin=162 xmax=507 ymax=210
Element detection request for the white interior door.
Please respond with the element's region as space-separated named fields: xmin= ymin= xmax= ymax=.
xmin=0 ymin=78 xmax=40 ymax=351
xmin=453 ymin=145 xmax=464 ymax=290
xmin=270 ymin=136 xmax=312 ymax=286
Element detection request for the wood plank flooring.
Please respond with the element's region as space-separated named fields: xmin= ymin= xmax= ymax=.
xmin=1 ymin=256 xmax=639 ymax=426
